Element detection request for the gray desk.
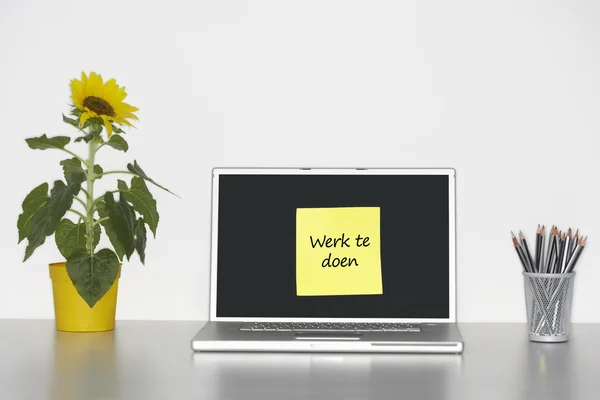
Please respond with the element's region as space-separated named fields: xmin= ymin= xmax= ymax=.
xmin=1 ymin=321 xmax=599 ymax=399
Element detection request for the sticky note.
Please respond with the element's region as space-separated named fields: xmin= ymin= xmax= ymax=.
xmin=296 ymin=207 xmax=383 ymax=296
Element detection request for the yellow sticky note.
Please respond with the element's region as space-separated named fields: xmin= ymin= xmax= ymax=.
xmin=296 ymin=207 xmax=383 ymax=296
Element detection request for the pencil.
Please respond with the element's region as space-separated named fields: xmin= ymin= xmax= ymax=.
xmin=520 ymin=231 xmax=535 ymax=273
xmin=534 ymin=225 xmax=542 ymax=272
xmin=555 ymin=232 xmax=566 ymax=273
xmin=552 ymin=229 xmax=562 ymax=273
xmin=546 ymin=227 xmax=558 ymax=274
xmin=512 ymin=232 xmax=530 ymax=272
xmin=571 ymin=229 xmax=579 ymax=259
xmin=566 ymin=237 xmax=586 ymax=273
xmin=539 ymin=225 xmax=546 ymax=272
xmin=544 ymin=226 xmax=556 ymax=273
xmin=562 ymin=228 xmax=573 ymax=273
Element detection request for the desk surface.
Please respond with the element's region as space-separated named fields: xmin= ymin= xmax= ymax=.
xmin=1 ymin=321 xmax=599 ymax=400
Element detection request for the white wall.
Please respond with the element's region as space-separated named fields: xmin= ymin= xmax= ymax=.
xmin=1 ymin=0 xmax=599 ymax=322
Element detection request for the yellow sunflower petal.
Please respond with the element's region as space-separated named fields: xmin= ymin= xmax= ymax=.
xmin=72 ymin=73 xmax=88 ymax=106
xmin=113 ymin=102 xmax=139 ymax=115
xmin=71 ymin=72 xmax=88 ymax=109
xmin=83 ymin=107 xmax=98 ymax=118
xmin=70 ymin=78 xmax=79 ymax=89
xmin=88 ymin=72 xmax=103 ymax=97
xmin=70 ymin=80 xmax=84 ymax=109
xmin=119 ymin=112 xmax=139 ymax=121
xmin=80 ymin=112 xmax=91 ymax=126
xmin=115 ymin=118 xmax=135 ymax=128
xmin=115 ymin=118 xmax=135 ymax=127
xmin=102 ymin=79 xmax=118 ymax=102
xmin=102 ymin=116 xmax=113 ymax=137
xmin=114 ymin=86 xmax=128 ymax=103
xmin=86 ymin=72 xmax=100 ymax=96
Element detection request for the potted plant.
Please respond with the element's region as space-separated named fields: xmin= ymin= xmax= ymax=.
xmin=17 ymin=72 xmax=174 ymax=332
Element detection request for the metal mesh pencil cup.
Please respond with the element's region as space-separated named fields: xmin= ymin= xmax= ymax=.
xmin=523 ymin=272 xmax=575 ymax=343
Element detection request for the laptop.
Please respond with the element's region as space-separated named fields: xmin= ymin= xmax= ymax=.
xmin=191 ymin=168 xmax=463 ymax=353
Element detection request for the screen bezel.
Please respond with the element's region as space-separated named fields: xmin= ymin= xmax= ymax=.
xmin=209 ymin=168 xmax=456 ymax=323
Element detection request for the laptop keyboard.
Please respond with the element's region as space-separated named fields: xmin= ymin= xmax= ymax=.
xmin=240 ymin=322 xmax=421 ymax=333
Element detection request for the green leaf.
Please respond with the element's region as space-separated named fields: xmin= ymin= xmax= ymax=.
xmin=117 ymin=179 xmax=128 ymax=192
xmin=62 ymin=114 xmax=80 ymax=129
xmin=116 ymin=179 xmax=130 ymax=204
xmin=104 ymin=135 xmax=128 ymax=152
xmin=96 ymin=202 xmax=125 ymax=260
xmin=135 ymin=218 xmax=147 ymax=265
xmin=127 ymin=160 xmax=179 ymax=197
xmin=81 ymin=117 xmax=91 ymax=130
xmin=123 ymin=177 xmax=159 ymax=237
xmin=103 ymin=191 xmax=136 ymax=260
xmin=66 ymin=248 xmax=120 ymax=308
xmin=88 ymin=118 xmax=103 ymax=135
xmin=55 ymin=219 xmax=101 ymax=259
xmin=70 ymin=108 xmax=83 ymax=118
xmin=25 ymin=134 xmax=70 ymax=150
xmin=111 ymin=124 xmax=125 ymax=134
xmin=24 ymin=179 xmax=83 ymax=261
xmin=74 ymin=131 xmax=103 ymax=144
xmin=60 ymin=158 xmax=85 ymax=184
xmin=94 ymin=165 xmax=104 ymax=179
xmin=17 ymin=183 xmax=49 ymax=243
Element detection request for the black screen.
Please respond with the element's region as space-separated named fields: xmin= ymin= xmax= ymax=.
xmin=216 ymin=173 xmax=450 ymax=318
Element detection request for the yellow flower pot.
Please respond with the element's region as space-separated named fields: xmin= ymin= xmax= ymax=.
xmin=49 ymin=262 xmax=120 ymax=332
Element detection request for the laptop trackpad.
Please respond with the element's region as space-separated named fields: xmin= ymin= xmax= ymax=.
xmin=294 ymin=332 xmax=363 ymax=340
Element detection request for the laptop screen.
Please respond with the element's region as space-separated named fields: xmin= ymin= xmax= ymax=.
xmin=214 ymin=172 xmax=451 ymax=319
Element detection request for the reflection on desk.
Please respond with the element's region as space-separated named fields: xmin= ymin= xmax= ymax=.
xmin=191 ymin=352 xmax=463 ymax=399
xmin=50 ymin=330 xmax=117 ymax=400
xmin=520 ymin=341 xmax=575 ymax=400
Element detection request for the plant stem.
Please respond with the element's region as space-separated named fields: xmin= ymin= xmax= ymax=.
xmin=94 ymin=170 xmax=135 ymax=179
xmin=86 ymin=139 xmax=98 ymax=256
xmin=73 ymin=196 xmax=87 ymax=209
xmin=60 ymin=148 xmax=87 ymax=165
xmin=93 ymin=217 xmax=109 ymax=226
xmin=81 ymin=188 xmax=91 ymax=199
xmin=68 ymin=209 xmax=87 ymax=221
xmin=91 ymin=196 xmax=104 ymax=210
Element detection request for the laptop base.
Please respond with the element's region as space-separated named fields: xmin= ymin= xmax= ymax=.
xmin=191 ymin=322 xmax=463 ymax=354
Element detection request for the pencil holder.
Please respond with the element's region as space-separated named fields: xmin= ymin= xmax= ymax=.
xmin=523 ymin=272 xmax=575 ymax=343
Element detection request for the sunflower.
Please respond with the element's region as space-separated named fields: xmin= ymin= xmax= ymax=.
xmin=70 ymin=72 xmax=139 ymax=137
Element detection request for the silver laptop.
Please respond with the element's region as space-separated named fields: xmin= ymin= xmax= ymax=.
xmin=192 ymin=168 xmax=463 ymax=353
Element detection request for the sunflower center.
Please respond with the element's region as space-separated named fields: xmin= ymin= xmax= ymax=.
xmin=82 ymin=96 xmax=116 ymax=117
